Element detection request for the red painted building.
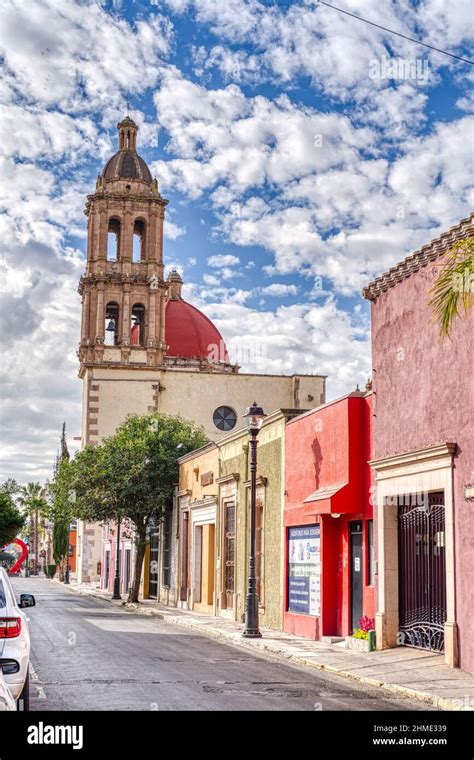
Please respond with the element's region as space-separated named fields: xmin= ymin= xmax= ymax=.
xmin=284 ymin=390 xmax=375 ymax=640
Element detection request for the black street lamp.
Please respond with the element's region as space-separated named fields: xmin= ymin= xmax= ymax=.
xmin=112 ymin=515 xmax=122 ymax=600
xmin=242 ymin=401 xmax=266 ymax=638
xmin=64 ymin=544 xmax=70 ymax=585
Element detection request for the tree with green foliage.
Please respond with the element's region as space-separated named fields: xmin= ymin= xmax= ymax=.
xmin=430 ymin=237 xmax=474 ymax=337
xmin=17 ymin=482 xmax=48 ymax=574
xmin=48 ymin=462 xmax=75 ymax=579
xmin=71 ymin=412 xmax=208 ymax=602
xmin=0 ymin=479 xmax=20 ymax=497
xmin=0 ymin=491 xmax=25 ymax=549
xmin=48 ymin=423 xmax=73 ymax=580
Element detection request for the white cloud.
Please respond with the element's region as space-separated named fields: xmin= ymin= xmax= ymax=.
xmin=207 ymin=254 xmax=240 ymax=267
xmin=151 ymin=71 xmax=375 ymax=200
xmin=166 ymin=0 xmax=472 ymax=104
xmin=151 ymin=70 xmax=473 ymax=293
xmin=258 ymin=284 xmax=298 ymax=297
xmin=0 ymin=0 xmax=173 ymax=112
xmin=0 ymin=106 xmax=111 ymax=161
xmin=183 ymin=284 xmax=371 ymax=395
xmin=417 ymin=0 xmax=474 ymax=49
xmin=219 ymin=266 xmax=242 ymax=280
xmin=164 ymin=220 xmax=186 ymax=239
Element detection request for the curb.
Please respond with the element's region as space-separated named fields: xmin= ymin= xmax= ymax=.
xmin=52 ymin=580 xmax=472 ymax=712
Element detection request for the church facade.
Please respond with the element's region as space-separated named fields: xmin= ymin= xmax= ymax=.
xmin=75 ymin=117 xmax=326 ymax=584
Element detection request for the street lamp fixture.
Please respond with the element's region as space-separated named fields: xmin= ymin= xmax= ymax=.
xmin=242 ymin=402 xmax=266 ymax=638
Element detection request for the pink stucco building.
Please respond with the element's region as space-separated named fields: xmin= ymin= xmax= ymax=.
xmin=363 ymin=213 xmax=473 ymax=674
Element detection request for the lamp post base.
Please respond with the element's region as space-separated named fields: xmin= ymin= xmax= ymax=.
xmin=112 ymin=578 xmax=121 ymax=600
xmin=243 ymin=590 xmax=261 ymax=638
xmin=242 ymin=628 xmax=262 ymax=638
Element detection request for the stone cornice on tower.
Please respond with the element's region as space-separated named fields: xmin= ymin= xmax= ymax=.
xmin=85 ymin=189 xmax=168 ymax=216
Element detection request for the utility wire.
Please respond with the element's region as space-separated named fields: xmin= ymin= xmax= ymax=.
xmin=316 ymin=1 xmax=474 ymax=65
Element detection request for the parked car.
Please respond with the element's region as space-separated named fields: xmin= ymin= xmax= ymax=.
xmin=0 ymin=670 xmax=16 ymax=711
xmin=0 ymin=567 xmax=35 ymax=710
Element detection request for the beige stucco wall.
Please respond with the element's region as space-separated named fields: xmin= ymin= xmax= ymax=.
xmin=83 ymin=366 xmax=325 ymax=444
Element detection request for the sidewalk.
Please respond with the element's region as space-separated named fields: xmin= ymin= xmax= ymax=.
xmin=55 ymin=579 xmax=474 ymax=711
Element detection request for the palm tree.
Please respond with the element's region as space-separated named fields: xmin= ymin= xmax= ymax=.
xmin=17 ymin=482 xmax=48 ymax=575
xmin=429 ymin=236 xmax=474 ymax=337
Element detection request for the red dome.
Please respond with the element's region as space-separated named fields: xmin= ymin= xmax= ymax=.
xmin=165 ymin=299 xmax=230 ymax=363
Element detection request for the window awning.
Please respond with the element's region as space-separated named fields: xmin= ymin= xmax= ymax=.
xmin=302 ymin=483 xmax=348 ymax=515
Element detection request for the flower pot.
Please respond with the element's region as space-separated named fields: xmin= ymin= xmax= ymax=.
xmin=346 ymin=629 xmax=376 ymax=652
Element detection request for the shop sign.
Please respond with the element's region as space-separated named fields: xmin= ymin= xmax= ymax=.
xmin=288 ymin=525 xmax=320 ymax=616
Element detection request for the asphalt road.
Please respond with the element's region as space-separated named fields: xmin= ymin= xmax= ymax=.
xmin=13 ymin=576 xmax=429 ymax=712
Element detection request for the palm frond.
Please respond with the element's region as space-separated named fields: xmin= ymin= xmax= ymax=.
xmin=429 ymin=237 xmax=474 ymax=337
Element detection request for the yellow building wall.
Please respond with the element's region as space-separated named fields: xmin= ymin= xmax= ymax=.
xmin=179 ymin=445 xmax=220 ymax=500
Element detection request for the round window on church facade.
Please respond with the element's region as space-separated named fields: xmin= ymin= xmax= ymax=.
xmin=213 ymin=406 xmax=237 ymax=432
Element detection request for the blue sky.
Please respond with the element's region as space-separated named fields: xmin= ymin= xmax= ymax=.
xmin=0 ymin=0 xmax=473 ymax=481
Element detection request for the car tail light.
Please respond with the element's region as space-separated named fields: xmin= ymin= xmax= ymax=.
xmin=0 ymin=618 xmax=21 ymax=638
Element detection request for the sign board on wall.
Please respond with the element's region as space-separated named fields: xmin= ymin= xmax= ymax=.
xmin=288 ymin=525 xmax=321 ymax=616
xmin=200 ymin=471 xmax=214 ymax=486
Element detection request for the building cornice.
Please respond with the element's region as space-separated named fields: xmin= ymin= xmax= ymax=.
xmin=215 ymin=473 xmax=240 ymax=485
xmin=243 ymin=477 xmax=268 ymax=488
xmin=285 ymin=389 xmax=365 ymax=427
xmin=188 ymin=495 xmax=218 ymax=509
xmin=370 ymin=442 xmax=457 ymax=472
xmin=177 ymin=442 xmax=218 ymax=465
xmin=362 ymin=214 xmax=474 ymax=301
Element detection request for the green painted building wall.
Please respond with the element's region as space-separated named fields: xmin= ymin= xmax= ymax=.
xmin=217 ymin=411 xmax=300 ymax=630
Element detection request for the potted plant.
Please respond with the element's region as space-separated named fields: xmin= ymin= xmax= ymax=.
xmin=346 ymin=616 xmax=376 ymax=652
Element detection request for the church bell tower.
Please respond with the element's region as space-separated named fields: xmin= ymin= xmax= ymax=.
xmin=78 ymin=117 xmax=169 ymax=374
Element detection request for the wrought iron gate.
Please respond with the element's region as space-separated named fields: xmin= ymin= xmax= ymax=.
xmin=398 ymin=492 xmax=447 ymax=652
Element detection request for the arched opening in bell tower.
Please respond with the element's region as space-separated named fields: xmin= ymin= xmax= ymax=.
xmin=131 ymin=304 xmax=145 ymax=346
xmin=132 ymin=219 xmax=145 ymax=262
xmin=107 ymin=218 xmax=121 ymax=261
xmin=105 ymin=302 xmax=120 ymax=346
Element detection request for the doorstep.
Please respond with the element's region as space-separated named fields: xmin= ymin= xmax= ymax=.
xmin=51 ymin=579 xmax=474 ymax=711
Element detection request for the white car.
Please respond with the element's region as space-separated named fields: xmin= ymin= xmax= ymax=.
xmin=0 ymin=670 xmax=16 ymax=711
xmin=0 ymin=567 xmax=35 ymax=710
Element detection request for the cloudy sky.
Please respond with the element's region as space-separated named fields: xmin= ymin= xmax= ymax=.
xmin=0 ymin=0 xmax=473 ymax=484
